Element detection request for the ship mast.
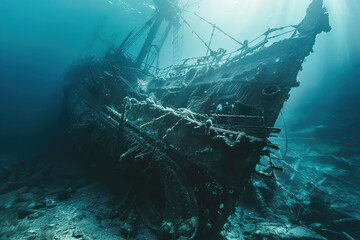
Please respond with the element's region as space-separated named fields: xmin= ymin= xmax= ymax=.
xmin=118 ymin=0 xmax=243 ymax=72
xmin=135 ymin=0 xmax=181 ymax=68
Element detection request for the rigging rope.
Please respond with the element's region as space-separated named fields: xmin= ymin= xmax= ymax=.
xmin=173 ymin=26 xmax=180 ymax=64
xmin=122 ymin=13 xmax=158 ymax=51
xmin=182 ymin=9 xmax=244 ymax=46
xmin=280 ymin=111 xmax=288 ymax=160
xmin=206 ymin=24 xmax=216 ymax=57
xmin=122 ymin=1 xmax=299 ymax=77
xmin=182 ymin=18 xmax=212 ymax=53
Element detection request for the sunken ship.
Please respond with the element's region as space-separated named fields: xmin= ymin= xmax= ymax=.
xmin=61 ymin=0 xmax=331 ymax=239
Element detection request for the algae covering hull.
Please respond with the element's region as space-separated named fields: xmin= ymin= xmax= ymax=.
xmin=61 ymin=0 xmax=330 ymax=238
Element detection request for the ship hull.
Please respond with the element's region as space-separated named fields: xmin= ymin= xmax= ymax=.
xmin=60 ymin=0 xmax=330 ymax=238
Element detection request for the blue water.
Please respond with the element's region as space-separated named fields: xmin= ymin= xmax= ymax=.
xmin=0 ymin=0 xmax=152 ymax=154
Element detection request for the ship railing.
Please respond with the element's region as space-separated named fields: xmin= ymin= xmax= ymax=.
xmin=121 ymin=25 xmax=299 ymax=79
xmin=159 ymin=25 xmax=298 ymax=78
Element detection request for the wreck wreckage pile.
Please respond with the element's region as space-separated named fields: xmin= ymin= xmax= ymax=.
xmin=60 ymin=0 xmax=330 ymax=239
